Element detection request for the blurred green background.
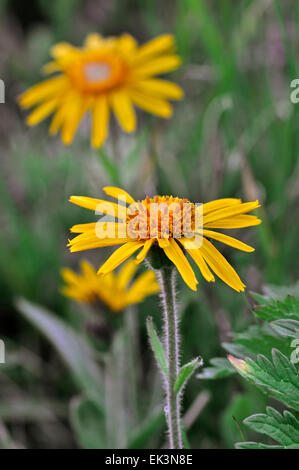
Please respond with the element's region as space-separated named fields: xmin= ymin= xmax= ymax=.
xmin=0 ymin=0 xmax=299 ymax=449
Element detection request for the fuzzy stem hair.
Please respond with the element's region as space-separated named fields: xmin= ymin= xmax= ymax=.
xmin=159 ymin=266 xmax=183 ymax=449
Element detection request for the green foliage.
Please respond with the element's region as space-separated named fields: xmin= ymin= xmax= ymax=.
xmin=15 ymin=298 xmax=104 ymax=408
xmin=146 ymin=317 xmax=167 ymax=377
xmin=236 ymin=407 xmax=299 ymax=449
xmin=200 ymin=292 xmax=299 ymax=448
xmin=70 ymin=397 xmax=106 ymax=449
xmin=174 ymin=357 xmax=203 ymax=394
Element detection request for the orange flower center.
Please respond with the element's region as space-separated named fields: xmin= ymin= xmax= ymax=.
xmin=67 ymin=52 xmax=128 ymax=93
xmin=126 ymin=196 xmax=197 ymax=241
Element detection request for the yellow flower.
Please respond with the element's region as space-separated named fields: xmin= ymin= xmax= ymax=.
xmin=19 ymin=33 xmax=183 ymax=148
xmin=61 ymin=259 xmax=159 ymax=312
xmin=67 ymin=186 xmax=262 ymax=292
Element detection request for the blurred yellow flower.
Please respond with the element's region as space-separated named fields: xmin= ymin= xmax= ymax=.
xmin=67 ymin=186 xmax=262 ymax=292
xmin=19 ymin=33 xmax=183 ymax=148
xmin=61 ymin=259 xmax=159 ymax=311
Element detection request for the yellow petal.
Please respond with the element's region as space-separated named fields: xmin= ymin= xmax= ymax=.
xmin=51 ymin=42 xmax=79 ymax=60
xmin=180 ymin=238 xmax=215 ymax=283
xmin=200 ymin=238 xmax=245 ymax=292
xmin=205 ymin=214 xmax=262 ymax=229
xmin=133 ymin=35 xmax=175 ymax=63
xmin=130 ymin=89 xmax=172 ymax=118
xmin=19 ymin=76 xmax=67 ymax=108
xmin=134 ymin=79 xmax=183 ymax=100
xmin=69 ymin=196 xmax=123 ymax=218
xmin=61 ymin=268 xmax=80 ymax=286
xmin=201 ymin=230 xmax=254 ymax=252
xmin=160 ymin=239 xmax=198 ymax=291
xmin=118 ymin=34 xmax=138 ymax=55
xmin=126 ymin=271 xmax=160 ymax=301
xmin=202 ymin=198 xmax=241 ymax=216
xmin=26 ymin=99 xmax=59 ymax=126
xmin=70 ymin=222 xmax=97 ymax=233
xmin=68 ymin=236 xmax=129 ymax=253
xmin=110 ymin=91 xmax=136 ymax=132
xmin=136 ymin=239 xmax=154 ymax=264
xmin=84 ymin=33 xmax=104 ymax=49
xmin=91 ymin=96 xmax=109 ymax=148
xmin=204 ymin=200 xmax=261 ymax=225
xmin=117 ymin=260 xmax=138 ymax=289
xmin=102 ymin=186 xmax=135 ymax=204
xmin=134 ymin=55 xmax=182 ymax=77
xmin=98 ymin=241 xmax=144 ymax=275
xmin=61 ymin=94 xmax=86 ymax=145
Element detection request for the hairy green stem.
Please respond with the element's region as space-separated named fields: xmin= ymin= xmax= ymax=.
xmin=159 ymin=267 xmax=183 ymax=449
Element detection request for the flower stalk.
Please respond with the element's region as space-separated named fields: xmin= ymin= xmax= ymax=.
xmin=159 ymin=266 xmax=183 ymax=449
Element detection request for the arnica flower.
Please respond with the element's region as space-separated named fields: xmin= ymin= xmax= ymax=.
xmin=19 ymin=33 xmax=183 ymax=148
xmin=67 ymin=186 xmax=262 ymax=292
xmin=61 ymin=259 xmax=159 ymax=312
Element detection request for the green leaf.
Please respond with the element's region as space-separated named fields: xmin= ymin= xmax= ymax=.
xmin=70 ymin=397 xmax=106 ymax=449
xmin=197 ymin=357 xmax=235 ymax=380
xmin=254 ymin=296 xmax=299 ymax=322
xmin=229 ymin=349 xmax=299 ymax=410
xmin=271 ymin=319 xmax=299 ymax=339
xmin=240 ymin=407 xmax=299 ymax=448
xmin=146 ymin=317 xmax=167 ymax=377
xmin=174 ymin=357 xmax=203 ymax=394
xmin=15 ymin=297 xmax=104 ymax=409
xmin=236 ymin=441 xmax=284 ymax=449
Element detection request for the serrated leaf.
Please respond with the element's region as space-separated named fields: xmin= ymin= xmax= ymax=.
xmin=254 ymin=296 xmax=299 ymax=322
xmin=229 ymin=349 xmax=299 ymax=410
xmin=271 ymin=319 xmax=299 ymax=339
xmin=243 ymin=407 xmax=299 ymax=447
xmin=174 ymin=357 xmax=203 ymax=394
xmin=146 ymin=317 xmax=167 ymax=377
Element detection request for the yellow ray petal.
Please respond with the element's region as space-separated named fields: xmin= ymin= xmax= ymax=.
xmin=205 ymin=215 xmax=262 ymax=229
xmin=134 ymin=55 xmax=182 ymax=77
xmin=50 ymin=42 xmax=79 ymax=61
xmin=200 ymin=238 xmax=245 ymax=292
xmin=61 ymin=268 xmax=80 ymax=286
xmin=110 ymin=91 xmax=136 ymax=132
xmin=19 ymin=76 xmax=67 ymax=108
xmin=26 ymin=99 xmax=59 ymax=126
xmin=201 ymin=230 xmax=254 ymax=252
xmin=69 ymin=196 xmax=124 ymax=218
xmin=160 ymin=239 xmax=198 ymax=291
xmin=180 ymin=238 xmax=215 ymax=283
xmin=204 ymin=201 xmax=260 ymax=225
xmin=98 ymin=241 xmax=144 ymax=275
xmin=84 ymin=33 xmax=104 ymax=49
xmin=91 ymin=96 xmax=109 ymax=148
xmin=134 ymin=79 xmax=183 ymax=100
xmin=117 ymin=260 xmax=138 ymax=289
xmin=61 ymin=94 xmax=86 ymax=145
xmin=126 ymin=271 xmax=159 ymax=301
xmin=118 ymin=34 xmax=138 ymax=55
xmin=202 ymin=198 xmax=241 ymax=215
xmin=129 ymin=89 xmax=172 ymax=118
xmin=102 ymin=186 xmax=135 ymax=204
xmin=70 ymin=222 xmax=97 ymax=233
xmin=133 ymin=34 xmax=175 ymax=63
xmin=136 ymin=239 xmax=154 ymax=264
xmin=68 ymin=237 xmax=129 ymax=252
